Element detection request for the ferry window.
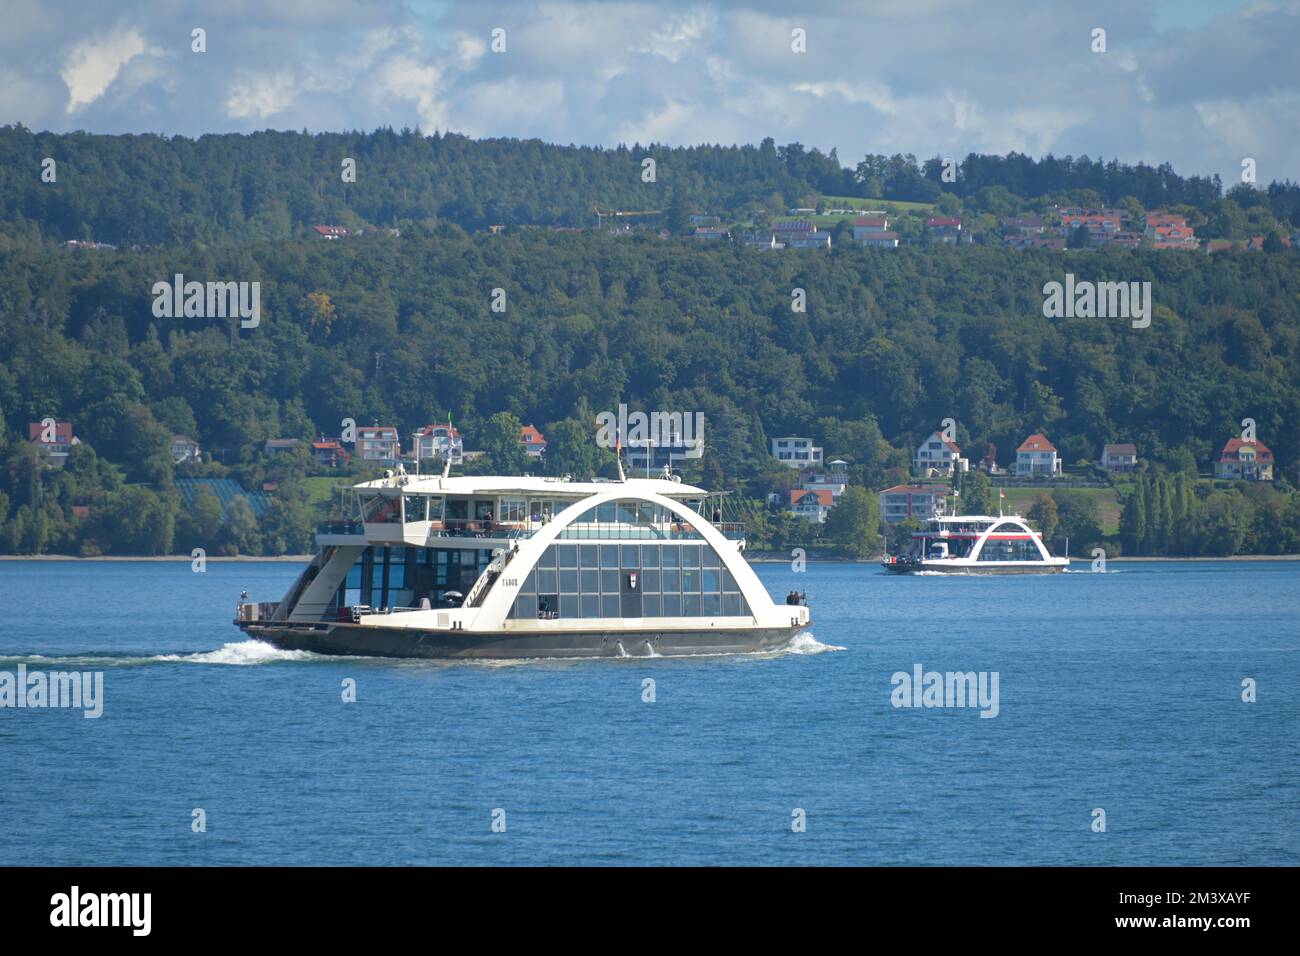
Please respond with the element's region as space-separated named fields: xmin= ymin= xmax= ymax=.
xmin=599 ymin=545 xmax=618 ymax=568
xmin=559 ymin=570 xmax=578 ymax=593
xmin=723 ymin=570 xmax=738 ymax=593
xmin=620 ymin=545 xmax=639 ymax=568
xmin=512 ymin=596 xmax=531 ymax=619
xmin=501 ymin=499 xmax=526 ymax=522
xmin=540 ymin=546 xmax=558 ymax=568
xmin=427 ymin=497 xmax=444 ymax=520
xmin=596 ymin=502 xmax=616 ymax=523
xmin=580 ymin=595 xmax=599 ymax=617
xmin=403 ymin=496 xmax=427 ymax=522
xmin=537 ymin=569 xmax=557 ymax=594
xmin=661 ymin=545 xmax=680 ymax=569
xmin=560 ymin=595 xmax=578 ymax=619
xmin=637 ymin=502 xmax=658 ymax=524
xmin=723 ymin=594 xmax=743 ymax=616
xmin=662 ymin=593 xmax=681 ymax=616
xmin=362 ymin=494 xmax=400 ymax=523
xmin=661 ymin=569 xmax=680 ymax=593
xmin=475 ymin=501 xmax=494 ymax=520
xmin=682 ymin=545 xmax=702 ymax=568
xmin=641 ymin=544 xmax=660 ymax=567
xmin=600 ymin=569 xmax=619 ymax=594
xmin=538 ymin=595 xmax=558 ymax=618
xmin=682 ymin=568 xmax=701 ymax=592
xmin=522 ymin=570 xmax=536 ymax=594
xmin=580 ymin=569 xmax=599 ymax=594
xmin=703 ymin=594 xmax=721 ymax=616
xmin=445 ymin=499 xmax=468 ymax=519
xmin=683 ymin=593 xmax=703 ymax=616
xmin=702 ymin=568 xmax=721 ymax=592
xmin=600 ymin=595 xmax=619 ymax=617
xmin=643 ymin=594 xmax=662 ymax=616
xmin=702 ymin=547 xmax=721 ymax=569
xmin=579 ymin=545 xmax=598 ymax=567
xmin=642 ymin=569 xmax=660 ymax=593
xmin=558 ymin=545 xmax=577 ymax=568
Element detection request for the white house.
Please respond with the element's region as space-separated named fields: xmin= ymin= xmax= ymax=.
xmin=914 ymin=431 xmax=968 ymax=476
xmin=171 ymin=435 xmax=202 ymax=463
xmin=790 ymin=489 xmax=834 ymax=523
xmin=800 ymin=459 xmax=849 ymax=502
xmin=1015 ymin=433 xmax=1062 ymax=477
xmin=356 ymin=425 xmax=401 ymax=462
xmin=413 ymin=423 xmax=464 ymax=464
xmin=1099 ymin=443 xmax=1137 ymax=474
xmin=878 ymin=483 xmax=951 ymax=524
xmin=772 ymin=437 xmax=823 ymax=468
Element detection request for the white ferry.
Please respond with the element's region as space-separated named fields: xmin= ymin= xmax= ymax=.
xmin=881 ymin=514 xmax=1069 ymax=574
xmin=236 ymin=466 xmax=810 ymax=659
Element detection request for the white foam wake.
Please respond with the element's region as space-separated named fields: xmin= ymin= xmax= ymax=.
xmin=151 ymin=640 xmax=318 ymax=665
xmin=780 ymin=632 xmax=845 ymax=654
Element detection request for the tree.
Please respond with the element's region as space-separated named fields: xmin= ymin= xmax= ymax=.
xmin=1027 ymin=494 xmax=1059 ymax=542
xmin=1120 ymin=487 xmax=1146 ymax=555
xmin=963 ymin=469 xmax=993 ymax=516
xmin=543 ymin=416 xmax=608 ymax=479
xmin=824 ymin=487 xmax=879 ymax=558
xmin=481 ymin=412 xmax=528 ymax=475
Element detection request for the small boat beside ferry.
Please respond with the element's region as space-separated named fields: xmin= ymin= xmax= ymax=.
xmin=882 ymin=514 xmax=1069 ymax=574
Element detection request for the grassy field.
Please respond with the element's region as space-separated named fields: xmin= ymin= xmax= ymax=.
xmin=999 ymin=486 xmax=1124 ymax=536
xmin=820 ymin=194 xmax=938 ymax=214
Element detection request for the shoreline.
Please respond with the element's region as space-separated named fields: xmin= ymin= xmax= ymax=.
xmin=2 ymin=553 xmax=1299 ymax=564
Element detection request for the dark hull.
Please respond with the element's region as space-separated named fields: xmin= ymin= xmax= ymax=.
xmin=237 ymin=621 xmax=805 ymax=659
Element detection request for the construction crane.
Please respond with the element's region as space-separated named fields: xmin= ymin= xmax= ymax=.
xmin=593 ymin=204 xmax=664 ymax=230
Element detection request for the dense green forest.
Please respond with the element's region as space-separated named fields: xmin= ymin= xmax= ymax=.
xmin=2 ymin=125 xmax=1298 ymax=243
xmin=1 ymin=222 xmax=1299 ymax=556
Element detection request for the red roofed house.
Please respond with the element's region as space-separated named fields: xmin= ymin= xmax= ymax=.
xmin=927 ymin=217 xmax=963 ymax=243
xmin=1015 ymin=433 xmax=1062 ymax=477
xmin=413 ymin=423 xmax=464 ymax=464
xmin=852 ymin=215 xmax=888 ymax=238
xmin=1144 ymin=212 xmax=1198 ymax=250
xmin=313 ymin=225 xmax=349 ymax=239
xmin=878 ymin=483 xmax=952 ymax=525
xmin=1215 ymin=438 xmax=1273 ymax=481
xmin=520 ymin=424 xmax=547 ymax=458
xmin=29 ymin=420 xmax=80 ymax=467
xmin=914 ymin=430 xmax=968 ymax=476
xmin=312 ymin=439 xmax=351 ymax=468
xmin=790 ymin=488 xmax=834 ymax=523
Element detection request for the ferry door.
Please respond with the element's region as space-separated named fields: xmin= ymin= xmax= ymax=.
xmin=620 ymin=569 xmax=642 ymax=618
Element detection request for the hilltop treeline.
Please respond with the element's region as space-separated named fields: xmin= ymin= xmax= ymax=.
xmin=0 ymin=228 xmax=1298 ymax=554
xmin=2 ymin=125 xmax=1298 ymax=244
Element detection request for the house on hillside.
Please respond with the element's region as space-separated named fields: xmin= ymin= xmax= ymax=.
xmin=171 ymin=435 xmax=202 ymax=463
xmin=1100 ymin=443 xmax=1137 ymax=474
xmin=790 ymin=488 xmax=834 ymax=523
xmin=914 ymin=431 xmax=968 ymax=477
xmin=771 ymin=437 xmax=823 ymax=468
xmin=1215 ymin=437 xmax=1273 ymax=481
xmin=520 ymin=425 xmax=547 ymax=458
xmin=312 ymin=439 xmax=350 ymax=468
xmin=355 ymin=425 xmax=400 ymax=462
xmin=926 ymin=217 xmax=964 ymax=243
xmin=692 ymin=226 xmax=730 ymax=240
xmin=28 ymin=420 xmax=80 ymax=467
xmin=799 ymin=459 xmax=849 ymax=502
xmin=264 ymin=438 xmax=303 ymax=455
xmin=851 ymin=216 xmax=889 ymax=241
xmin=413 ymin=423 xmax=464 ymax=464
xmin=1015 ymin=433 xmax=1062 ymax=477
xmin=879 ymin=483 xmax=952 ymax=524
xmin=313 ymin=225 xmax=349 ymax=239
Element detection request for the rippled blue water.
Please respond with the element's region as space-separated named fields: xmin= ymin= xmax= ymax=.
xmin=0 ymin=558 xmax=1296 ymax=866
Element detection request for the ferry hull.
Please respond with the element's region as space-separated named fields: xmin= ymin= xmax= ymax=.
xmin=237 ymin=621 xmax=805 ymax=659
xmin=881 ymin=561 xmax=1068 ymax=575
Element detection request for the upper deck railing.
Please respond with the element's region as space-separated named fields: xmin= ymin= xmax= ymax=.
xmin=317 ymin=517 xmax=746 ymax=543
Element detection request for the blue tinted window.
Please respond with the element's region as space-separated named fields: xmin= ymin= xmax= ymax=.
xmin=621 ymin=545 xmax=640 ymax=568
xmin=537 ymin=569 xmax=557 ymax=594
xmin=661 ymin=546 xmax=680 ymax=568
xmin=580 ymin=569 xmax=599 ymax=594
xmin=540 ymin=546 xmax=558 ymax=568
xmin=682 ymin=546 xmax=701 ymax=568
xmin=600 ymin=569 xmax=619 ymax=594
xmin=560 ymin=595 xmax=578 ymax=618
xmin=661 ymin=569 xmax=680 ymax=593
xmin=581 ymin=595 xmax=599 ymax=618
xmin=723 ymin=593 xmax=743 ymax=616
xmin=662 ymin=593 xmax=681 ymax=616
xmin=600 ymin=595 xmax=620 ymax=617
xmin=703 ymin=547 xmax=721 ymax=569
xmin=702 ymin=594 xmax=721 ymax=615
xmin=683 ymin=593 xmax=703 ymax=616
xmin=558 ymin=545 xmax=578 ymax=568
xmin=642 ymin=569 xmax=660 ymax=593
xmin=702 ymin=569 xmax=721 ymax=593
xmin=682 ymin=569 xmax=701 ymax=592
xmin=522 ymin=570 xmax=536 ymax=594
xmin=643 ymin=594 xmax=662 ymax=617
xmin=641 ymin=544 xmax=660 ymax=568
xmin=579 ymin=545 xmax=598 ymax=567
xmin=723 ymin=570 xmax=738 ymax=593
xmin=559 ymin=570 xmax=578 ymax=593
xmin=600 ymin=545 xmax=619 ymax=568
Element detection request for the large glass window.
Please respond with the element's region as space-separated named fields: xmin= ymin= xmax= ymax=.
xmin=403 ymin=496 xmax=427 ymax=522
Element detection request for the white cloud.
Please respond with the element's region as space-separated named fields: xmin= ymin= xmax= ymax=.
xmin=60 ymin=28 xmax=151 ymax=112
xmin=225 ymin=71 xmax=298 ymax=119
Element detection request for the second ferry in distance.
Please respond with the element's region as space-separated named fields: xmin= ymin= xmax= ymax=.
xmin=881 ymin=514 xmax=1070 ymax=574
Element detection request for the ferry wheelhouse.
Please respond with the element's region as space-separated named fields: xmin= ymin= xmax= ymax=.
xmin=881 ymin=514 xmax=1069 ymax=574
xmin=236 ymin=471 xmax=810 ymax=658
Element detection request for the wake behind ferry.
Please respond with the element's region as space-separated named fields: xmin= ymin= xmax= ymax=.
xmin=236 ymin=465 xmax=810 ymax=659
xmin=882 ymin=513 xmax=1069 ymax=574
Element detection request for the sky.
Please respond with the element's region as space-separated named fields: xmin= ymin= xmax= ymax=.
xmin=2 ymin=0 xmax=1297 ymax=184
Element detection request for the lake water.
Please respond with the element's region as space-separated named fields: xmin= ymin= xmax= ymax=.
xmin=1 ymin=559 xmax=1296 ymax=866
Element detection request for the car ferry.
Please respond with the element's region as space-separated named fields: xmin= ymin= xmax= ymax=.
xmin=236 ymin=466 xmax=810 ymax=659
xmin=881 ymin=514 xmax=1069 ymax=574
